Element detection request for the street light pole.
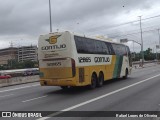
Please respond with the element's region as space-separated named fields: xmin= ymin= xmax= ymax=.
xmin=138 ymin=16 xmax=144 ymax=67
xmin=157 ymin=29 xmax=160 ymax=60
xmin=158 ymin=29 xmax=160 ymax=45
xmin=49 ymin=0 xmax=52 ymax=33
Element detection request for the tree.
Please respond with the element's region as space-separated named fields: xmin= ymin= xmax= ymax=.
xmin=23 ymin=60 xmax=35 ymax=68
xmin=4 ymin=60 xmax=38 ymax=70
xmin=144 ymin=48 xmax=155 ymax=60
xmin=132 ymin=48 xmax=156 ymax=61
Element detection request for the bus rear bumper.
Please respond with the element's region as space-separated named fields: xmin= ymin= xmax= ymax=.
xmin=40 ymin=78 xmax=77 ymax=86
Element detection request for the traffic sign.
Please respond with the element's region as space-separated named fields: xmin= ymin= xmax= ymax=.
xmin=120 ymin=39 xmax=128 ymax=43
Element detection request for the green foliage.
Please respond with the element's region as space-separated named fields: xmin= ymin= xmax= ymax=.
xmin=132 ymin=47 xmax=157 ymax=61
xmin=144 ymin=48 xmax=154 ymax=60
xmin=23 ymin=60 xmax=35 ymax=68
xmin=0 ymin=60 xmax=38 ymax=70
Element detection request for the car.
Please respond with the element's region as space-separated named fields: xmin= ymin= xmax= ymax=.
xmin=23 ymin=69 xmax=39 ymax=76
xmin=0 ymin=73 xmax=11 ymax=79
xmin=23 ymin=70 xmax=32 ymax=76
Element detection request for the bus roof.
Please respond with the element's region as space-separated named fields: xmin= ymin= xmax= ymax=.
xmin=40 ymin=31 xmax=128 ymax=47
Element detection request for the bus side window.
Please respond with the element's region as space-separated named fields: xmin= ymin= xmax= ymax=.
xmin=121 ymin=45 xmax=127 ymax=56
xmin=106 ymin=43 xmax=115 ymax=55
xmin=94 ymin=40 xmax=103 ymax=54
xmin=85 ymin=38 xmax=96 ymax=54
xmin=112 ymin=44 xmax=126 ymax=56
xmin=74 ymin=36 xmax=86 ymax=53
xmin=101 ymin=41 xmax=109 ymax=55
xmin=127 ymin=46 xmax=131 ymax=56
xmin=126 ymin=46 xmax=132 ymax=67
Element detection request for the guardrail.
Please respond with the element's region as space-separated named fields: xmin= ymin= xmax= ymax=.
xmin=0 ymin=75 xmax=39 ymax=87
xmin=132 ymin=60 xmax=160 ymax=65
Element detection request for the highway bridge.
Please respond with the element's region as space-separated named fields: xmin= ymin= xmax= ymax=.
xmin=0 ymin=64 xmax=160 ymax=120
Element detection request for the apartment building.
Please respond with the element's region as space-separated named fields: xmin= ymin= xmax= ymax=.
xmin=18 ymin=46 xmax=38 ymax=62
xmin=0 ymin=46 xmax=38 ymax=65
xmin=0 ymin=47 xmax=18 ymax=65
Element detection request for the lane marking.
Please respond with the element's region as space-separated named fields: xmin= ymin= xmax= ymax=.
xmin=0 ymin=84 xmax=39 ymax=93
xmin=22 ymin=95 xmax=48 ymax=103
xmin=0 ymin=94 xmax=14 ymax=98
xmin=37 ymin=74 xmax=160 ymax=120
xmin=32 ymin=84 xmax=40 ymax=87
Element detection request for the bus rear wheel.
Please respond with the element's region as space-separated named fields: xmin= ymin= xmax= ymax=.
xmin=97 ymin=72 xmax=104 ymax=87
xmin=89 ymin=74 xmax=97 ymax=89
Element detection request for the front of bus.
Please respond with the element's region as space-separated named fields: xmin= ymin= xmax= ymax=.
xmin=38 ymin=32 xmax=76 ymax=87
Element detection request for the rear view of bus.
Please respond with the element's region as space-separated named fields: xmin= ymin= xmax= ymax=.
xmin=38 ymin=31 xmax=76 ymax=87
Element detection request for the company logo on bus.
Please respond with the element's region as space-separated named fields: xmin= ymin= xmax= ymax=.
xmin=45 ymin=35 xmax=61 ymax=44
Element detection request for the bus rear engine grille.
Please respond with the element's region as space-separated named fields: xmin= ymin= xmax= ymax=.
xmin=79 ymin=68 xmax=84 ymax=83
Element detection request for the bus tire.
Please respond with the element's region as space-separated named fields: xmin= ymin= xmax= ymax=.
xmin=89 ymin=73 xmax=97 ymax=89
xmin=97 ymin=72 xmax=104 ymax=87
xmin=123 ymin=69 xmax=128 ymax=79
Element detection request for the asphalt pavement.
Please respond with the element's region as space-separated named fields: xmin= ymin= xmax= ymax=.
xmin=0 ymin=65 xmax=160 ymax=120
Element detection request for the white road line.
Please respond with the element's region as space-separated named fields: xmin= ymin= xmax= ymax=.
xmin=0 ymin=94 xmax=14 ymax=98
xmin=37 ymin=74 xmax=160 ymax=120
xmin=32 ymin=84 xmax=40 ymax=87
xmin=22 ymin=95 xmax=48 ymax=103
xmin=0 ymin=84 xmax=39 ymax=93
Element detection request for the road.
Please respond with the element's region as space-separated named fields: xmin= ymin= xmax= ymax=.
xmin=0 ymin=65 xmax=160 ymax=120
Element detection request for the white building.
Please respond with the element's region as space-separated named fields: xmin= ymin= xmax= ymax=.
xmin=18 ymin=46 xmax=38 ymax=62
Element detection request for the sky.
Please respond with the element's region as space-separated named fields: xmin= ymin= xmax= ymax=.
xmin=0 ymin=0 xmax=160 ymax=52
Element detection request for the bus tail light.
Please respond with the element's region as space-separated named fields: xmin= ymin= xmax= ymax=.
xmin=71 ymin=58 xmax=76 ymax=77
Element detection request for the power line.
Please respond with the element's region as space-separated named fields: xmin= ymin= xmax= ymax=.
xmin=142 ymin=14 xmax=160 ymax=21
xmin=110 ymin=28 xmax=158 ymax=38
xmin=88 ymin=14 xmax=160 ymax=31
xmin=106 ymin=24 xmax=160 ymax=38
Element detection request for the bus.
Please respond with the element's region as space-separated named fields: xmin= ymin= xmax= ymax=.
xmin=38 ymin=31 xmax=132 ymax=89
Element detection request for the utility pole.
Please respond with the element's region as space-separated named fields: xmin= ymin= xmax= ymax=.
xmin=156 ymin=45 xmax=158 ymax=61
xmin=138 ymin=16 xmax=144 ymax=67
xmin=157 ymin=29 xmax=160 ymax=60
xmin=133 ymin=41 xmax=135 ymax=52
xmin=10 ymin=41 xmax=13 ymax=68
xmin=133 ymin=41 xmax=135 ymax=61
xmin=49 ymin=0 xmax=52 ymax=32
xmin=158 ymin=29 xmax=160 ymax=45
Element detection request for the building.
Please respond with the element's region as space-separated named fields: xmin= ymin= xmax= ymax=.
xmin=18 ymin=46 xmax=38 ymax=62
xmin=0 ymin=45 xmax=38 ymax=65
xmin=0 ymin=47 xmax=18 ymax=65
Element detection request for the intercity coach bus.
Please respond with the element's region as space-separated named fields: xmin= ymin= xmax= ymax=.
xmin=38 ymin=31 xmax=132 ymax=89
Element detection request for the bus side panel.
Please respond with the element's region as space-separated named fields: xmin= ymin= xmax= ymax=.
xmin=120 ymin=56 xmax=129 ymax=77
xmin=106 ymin=55 xmax=117 ymax=80
xmin=112 ymin=55 xmax=123 ymax=78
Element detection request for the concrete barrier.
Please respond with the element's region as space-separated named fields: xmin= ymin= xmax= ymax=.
xmin=0 ymin=75 xmax=39 ymax=87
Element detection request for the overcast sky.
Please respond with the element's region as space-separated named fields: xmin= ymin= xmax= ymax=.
xmin=0 ymin=0 xmax=160 ymax=52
